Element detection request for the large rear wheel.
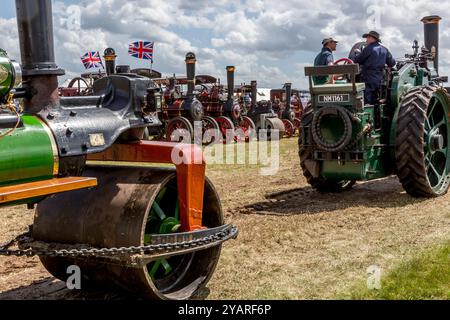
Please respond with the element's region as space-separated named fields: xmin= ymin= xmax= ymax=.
xmin=166 ymin=117 xmax=193 ymax=143
xmin=395 ymin=85 xmax=450 ymax=197
xmin=215 ymin=116 xmax=235 ymax=144
xmin=282 ymin=119 xmax=295 ymax=138
xmin=201 ymin=116 xmax=221 ymax=146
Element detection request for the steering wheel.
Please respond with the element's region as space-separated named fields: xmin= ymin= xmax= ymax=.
xmin=333 ymin=58 xmax=355 ymax=82
xmin=334 ymin=58 xmax=354 ymax=65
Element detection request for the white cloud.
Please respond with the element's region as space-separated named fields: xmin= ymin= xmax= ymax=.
xmin=0 ymin=0 xmax=449 ymax=89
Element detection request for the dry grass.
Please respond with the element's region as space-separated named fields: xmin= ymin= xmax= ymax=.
xmin=206 ymin=139 xmax=450 ymax=299
xmin=1 ymin=138 xmax=450 ymax=299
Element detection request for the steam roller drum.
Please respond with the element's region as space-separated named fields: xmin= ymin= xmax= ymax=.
xmin=265 ymin=117 xmax=285 ymax=140
xmin=33 ymin=166 xmax=223 ymax=300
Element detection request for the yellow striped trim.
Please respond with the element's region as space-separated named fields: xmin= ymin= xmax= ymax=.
xmin=35 ymin=116 xmax=59 ymax=175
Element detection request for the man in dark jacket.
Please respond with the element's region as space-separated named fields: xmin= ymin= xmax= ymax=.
xmin=354 ymin=31 xmax=396 ymax=105
xmin=313 ymin=38 xmax=338 ymax=85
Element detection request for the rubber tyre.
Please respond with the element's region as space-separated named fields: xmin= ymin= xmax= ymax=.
xmin=395 ymin=85 xmax=450 ymax=197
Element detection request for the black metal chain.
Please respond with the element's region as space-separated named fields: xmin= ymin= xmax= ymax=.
xmin=0 ymin=226 xmax=238 ymax=259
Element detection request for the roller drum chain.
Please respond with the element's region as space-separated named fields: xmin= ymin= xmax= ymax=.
xmin=0 ymin=225 xmax=238 ymax=259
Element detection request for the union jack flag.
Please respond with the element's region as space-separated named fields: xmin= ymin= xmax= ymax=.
xmin=80 ymin=51 xmax=103 ymax=69
xmin=128 ymin=41 xmax=154 ymax=62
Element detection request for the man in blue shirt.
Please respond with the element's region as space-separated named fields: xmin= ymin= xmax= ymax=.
xmin=313 ymin=38 xmax=338 ymax=84
xmin=354 ymin=31 xmax=396 ymax=105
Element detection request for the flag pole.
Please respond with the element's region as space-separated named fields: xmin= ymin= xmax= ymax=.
xmin=150 ymin=42 xmax=154 ymax=78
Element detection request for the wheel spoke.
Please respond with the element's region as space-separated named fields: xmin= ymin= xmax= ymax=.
xmin=149 ymin=260 xmax=162 ymax=278
xmin=152 ymin=201 xmax=166 ymax=220
xmin=432 ymin=119 xmax=446 ymax=133
xmin=428 ymin=161 xmax=440 ymax=180
xmin=428 ymin=99 xmax=439 ymax=124
xmin=425 ymin=117 xmax=431 ymax=131
xmin=146 ymin=186 xmax=184 ymax=279
xmin=425 ymin=154 xmax=432 ymax=170
xmin=161 ymin=259 xmax=173 ymax=275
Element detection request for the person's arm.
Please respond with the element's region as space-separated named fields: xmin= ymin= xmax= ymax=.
xmin=386 ymin=50 xmax=396 ymax=68
xmin=326 ymin=53 xmax=334 ymax=66
xmin=325 ymin=53 xmax=337 ymax=83
xmin=354 ymin=46 xmax=370 ymax=64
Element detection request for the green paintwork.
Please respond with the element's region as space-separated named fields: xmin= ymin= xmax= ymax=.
xmin=0 ymin=115 xmax=56 ymax=187
xmin=319 ymin=103 xmax=391 ymax=181
xmin=145 ymin=187 xmax=182 ymax=279
xmin=312 ymin=83 xmax=366 ymax=94
xmin=423 ymin=90 xmax=450 ymax=193
xmin=0 ymin=49 xmax=14 ymax=99
xmin=307 ymin=58 xmax=445 ymax=183
xmin=313 ymin=76 xmax=330 ymax=86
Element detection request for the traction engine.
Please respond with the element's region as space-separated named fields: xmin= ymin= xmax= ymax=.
xmin=0 ymin=0 xmax=238 ymax=300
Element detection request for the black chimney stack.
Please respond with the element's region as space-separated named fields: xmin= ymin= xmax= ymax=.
xmin=16 ymin=0 xmax=65 ymax=113
xmin=284 ymin=83 xmax=292 ymax=117
xmin=169 ymin=74 xmax=176 ymax=89
xmin=185 ymin=52 xmax=196 ymax=98
xmin=104 ymin=48 xmax=117 ymax=76
xmin=421 ymin=15 xmax=442 ymax=73
xmin=226 ymin=66 xmax=235 ymax=100
xmin=251 ymin=80 xmax=257 ymax=109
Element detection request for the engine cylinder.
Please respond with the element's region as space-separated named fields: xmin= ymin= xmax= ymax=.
xmin=0 ymin=115 xmax=58 ymax=188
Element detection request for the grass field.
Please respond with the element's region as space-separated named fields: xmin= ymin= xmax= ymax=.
xmin=346 ymin=243 xmax=450 ymax=300
xmin=1 ymin=138 xmax=450 ymax=300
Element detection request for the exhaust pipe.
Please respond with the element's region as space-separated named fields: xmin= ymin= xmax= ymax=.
xmin=251 ymin=80 xmax=257 ymax=109
xmin=226 ymin=66 xmax=235 ymax=101
xmin=103 ymin=48 xmax=117 ymax=76
xmin=421 ymin=15 xmax=442 ymax=73
xmin=185 ymin=52 xmax=196 ymax=98
xmin=16 ymin=0 xmax=65 ymax=113
xmin=169 ymin=75 xmax=176 ymax=90
xmin=284 ymin=83 xmax=292 ymax=116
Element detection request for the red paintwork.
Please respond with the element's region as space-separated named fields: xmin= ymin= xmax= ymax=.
xmin=197 ymin=85 xmax=226 ymax=117
xmin=87 ymin=141 xmax=206 ymax=231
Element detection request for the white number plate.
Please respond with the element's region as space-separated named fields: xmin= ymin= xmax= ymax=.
xmin=318 ymin=94 xmax=350 ymax=103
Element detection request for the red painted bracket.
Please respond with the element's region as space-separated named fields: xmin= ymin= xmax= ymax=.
xmin=87 ymin=141 xmax=205 ymax=231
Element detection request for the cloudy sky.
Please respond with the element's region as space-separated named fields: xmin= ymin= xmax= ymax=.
xmin=0 ymin=0 xmax=449 ymax=89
